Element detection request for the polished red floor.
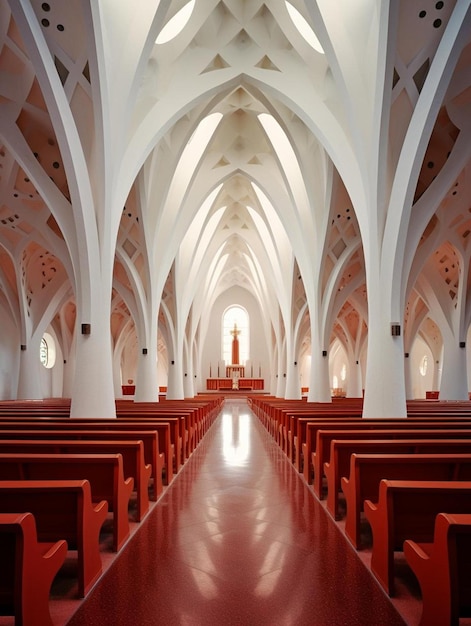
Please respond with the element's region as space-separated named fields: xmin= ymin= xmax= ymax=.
xmin=65 ymin=399 xmax=407 ymax=626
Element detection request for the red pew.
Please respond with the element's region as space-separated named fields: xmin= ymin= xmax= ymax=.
xmin=0 ymin=512 xmax=67 ymax=626
xmin=0 ymin=453 xmax=134 ymax=551
xmin=312 ymin=428 xmax=471 ymax=496
xmin=404 ymin=513 xmax=471 ymax=626
xmin=337 ymin=446 xmax=471 ymax=547
xmin=0 ymin=480 xmax=108 ymax=597
xmin=0 ymin=439 xmax=151 ymax=522
xmin=364 ymin=480 xmax=471 ymax=595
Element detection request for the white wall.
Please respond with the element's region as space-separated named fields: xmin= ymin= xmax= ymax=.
xmin=410 ymin=336 xmax=434 ymax=398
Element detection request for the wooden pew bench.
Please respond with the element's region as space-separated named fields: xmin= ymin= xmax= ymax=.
xmin=0 ymin=427 xmax=163 ymax=500
xmin=0 ymin=453 xmax=134 ymax=551
xmin=363 ymin=479 xmax=471 ymax=596
xmin=322 ymin=436 xmax=471 ymax=515
xmin=0 ymin=479 xmax=108 ymax=597
xmin=404 ymin=512 xmax=471 ymax=626
xmin=288 ymin=411 xmax=363 ymax=467
xmin=302 ymin=421 xmax=471 ymax=485
xmin=0 ymin=512 xmax=68 ymax=626
xmin=116 ymin=408 xmax=191 ymax=464
xmin=311 ymin=428 xmax=471 ymax=496
xmin=116 ymin=415 xmax=184 ymax=472
xmin=0 ymin=415 xmax=183 ymax=477
xmin=337 ymin=446 xmax=471 ymax=547
xmin=0 ymin=439 xmax=151 ymax=522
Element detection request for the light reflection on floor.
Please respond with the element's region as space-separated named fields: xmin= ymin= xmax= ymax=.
xmin=65 ymin=398 xmax=409 ymax=626
xmin=221 ymin=401 xmax=250 ymax=467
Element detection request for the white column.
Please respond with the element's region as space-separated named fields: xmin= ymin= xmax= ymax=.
xmin=363 ymin=313 xmax=407 ymax=418
xmin=17 ymin=342 xmax=43 ymax=399
xmin=70 ymin=313 xmax=116 ymax=418
xmin=439 ymin=341 xmax=468 ymax=400
xmin=134 ymin=344 xmax=159 ymax=402
xmin=346 ymin=356 xmax=362 ymax=398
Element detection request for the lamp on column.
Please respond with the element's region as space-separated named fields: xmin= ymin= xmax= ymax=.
xmin=391 ymin=323 xmax=401 ymax=337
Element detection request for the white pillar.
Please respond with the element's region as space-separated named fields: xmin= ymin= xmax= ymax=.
xmin=308 ymin=350 xmax=331 ymax=403
xmin=134 ymin=344 xmax=159 ymax=402
xmin=439 ymin=341 xmax=468 ymax=400
xmin=363 ymin=314 xmax=407 ymax=418
xmin=17 ymin=342 xmax=43 ymax=399
xmin=346 ymin=356 xmax=362 ymax=398
xmin=70 ymin=314 xmax=116 ymax=418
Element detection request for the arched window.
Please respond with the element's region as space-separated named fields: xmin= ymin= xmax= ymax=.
xmin=222 ymin=306 xmax=249 ymax=364
xmin=39 ymin=333 xmax=56 ymax=369
xmin=40 ymin=337 xmax=48 ymax=367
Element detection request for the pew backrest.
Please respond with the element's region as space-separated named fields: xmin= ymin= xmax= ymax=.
xmin=0 ymin=479 xmax=108 ymax=597
xmin=364 ymin=479 xmax=471 ymax=595
xmin=339 ymin=449 xmax=471 ymax=548
xmin=0 ymin=452 xmax=134 ymax=551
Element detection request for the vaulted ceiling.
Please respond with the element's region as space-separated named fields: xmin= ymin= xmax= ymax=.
xmin=0 ymin=0 xmax=470 ymax=367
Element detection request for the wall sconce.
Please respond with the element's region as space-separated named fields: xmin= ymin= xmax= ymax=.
xmin=391 ymin=323 xmax=401 ymax=336
xmin=81 ymin=323 xmax=91 ymax=335
xmin=142 ymin=348 xmax=147 ymax=355
xmin=322 ymin=350 xmax=327 ymax=357
xmin=460 ymin=341 xmax=466 ymax=348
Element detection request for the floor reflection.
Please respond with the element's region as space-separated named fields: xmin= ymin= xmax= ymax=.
xmin=221 ymin=402 xmax=250 ymax=467
xmin=66 ymin=399 xmax=408 ymax=626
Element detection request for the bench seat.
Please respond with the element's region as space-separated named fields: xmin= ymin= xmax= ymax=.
xmin=0 ymin=416 xmax=183 ymax=478
xmin=0 ymin=439 xmax=151 ymax=522
xmin=0 ymin=428 xmax=163 ymax=500
xmin=404 ymin=513 xmax=471 ymax=626
xmin=312 ymin=428 xmax=471 ymax=496
xmin=0 ymin=479 xmax=108 ymax=597
xmin=0 ymin=512 xmax=68 ymax=626
xmin=0 ymin=453 xmax=134 ymax=551
xmin=336 ymin=446 xmax=471 ymax=547
xmin=364 ymin=479 xmax=471 ymax=596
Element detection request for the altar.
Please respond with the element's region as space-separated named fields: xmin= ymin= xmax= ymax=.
xmin=206 ymin=322 xmax=263 ymax=391
xmin=206 ymin=378 xmax=264 ymax=391
xmin=226 ymin=365 xmax=245 ymax=378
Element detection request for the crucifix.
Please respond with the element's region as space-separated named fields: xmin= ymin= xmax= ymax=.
xmin=230 ymin=323 xmax=240 ymax=365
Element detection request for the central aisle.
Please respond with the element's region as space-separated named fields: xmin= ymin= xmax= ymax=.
xmin=67 ymin=399 xmax=407 ymax=625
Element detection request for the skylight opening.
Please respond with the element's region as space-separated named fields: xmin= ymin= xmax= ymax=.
xmin=156 ymin=0 xmax=195 ymax=45
xmin=285 ymin=2 xmax=324 ymax=54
